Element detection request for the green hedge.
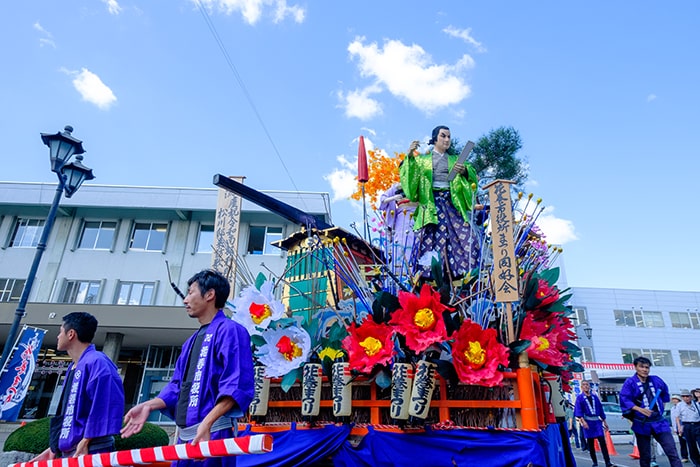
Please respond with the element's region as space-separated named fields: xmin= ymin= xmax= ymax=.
xmin=3 ymin=417 xmax=170 ymax=454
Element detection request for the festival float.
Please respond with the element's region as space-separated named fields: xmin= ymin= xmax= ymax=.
xmin=210 ymin=137 xmax=580 ymax=467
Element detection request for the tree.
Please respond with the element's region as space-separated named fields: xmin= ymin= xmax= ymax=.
xmin=466 ymin=126 xmax=528 ymax=190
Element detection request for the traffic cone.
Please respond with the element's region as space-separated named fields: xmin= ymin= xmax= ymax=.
xmin=605 ymin=430 xmax=618 ymax=456
xmin=630 ymin=436 xmax=640 ymax=459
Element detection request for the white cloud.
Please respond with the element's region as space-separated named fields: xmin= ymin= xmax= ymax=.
xmin=647 ymin=94 xmax=657 ymax=102
xmin=66 ymin=68 xmax=117 ymax=110
xmin=324 ymin=155 xmax=357 ymax=202
xmin=443 ymin=25 xmax=486 ymax=52
xmin=532 ymin=206 xmax=578 ymax=245
xmin=34 ymin=22 xmax=56 ymax=48
xmin=102 ymin=0 xmax=122 ymax=15
xmin=342 ymin=36 xmax=474 ymax=117
xmin=195 ymin=0 xmax=305 ymax=25
xmin=337 ymin=85 xmax=383 ymax=120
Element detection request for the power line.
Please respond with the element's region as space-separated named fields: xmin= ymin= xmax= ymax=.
xmin=195 ymin=2 xmax=307 ymax=207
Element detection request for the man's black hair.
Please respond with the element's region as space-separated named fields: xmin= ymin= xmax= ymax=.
xmin=633 ymin=356 xmax=652 ymax=367
xmin=428 ymin=125 xmax=450 ymax=145
xmin=62 ymin=312 xmax=98 ymax=343
xmin=187 ymin=269 xmax=230 ymax=309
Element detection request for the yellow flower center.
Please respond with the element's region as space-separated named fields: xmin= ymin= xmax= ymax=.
xmin=464 ymin=341 xmax=486 ymax=368
xmin=249 ymin=302 xmax=272 ymax=325
xmin=414 ymin=307 xmax=436 ymax=331
xmin=536 ymin=337 xmax=550 ymax=351
xmin=360 ymin=336 xmax=382 ymax=356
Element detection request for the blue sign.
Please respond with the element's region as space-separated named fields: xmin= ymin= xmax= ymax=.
xmin=0 ymin=326 xmax=47 ymax=421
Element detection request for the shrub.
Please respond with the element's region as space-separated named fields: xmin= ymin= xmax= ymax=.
xmin=4 ymin=418 xmax=170 ymax=453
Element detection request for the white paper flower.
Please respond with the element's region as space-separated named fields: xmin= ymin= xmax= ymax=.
xmin=229 ymin=281 xmax=286 ymax=336
xmin=257 ymin=325 xmax=312 ymax=378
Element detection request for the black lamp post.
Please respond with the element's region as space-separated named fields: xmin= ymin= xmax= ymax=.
xmin=583 ymin=326 xmax=593 ymax=340
xmin=0 ymin=126 xmax=94 ymax=371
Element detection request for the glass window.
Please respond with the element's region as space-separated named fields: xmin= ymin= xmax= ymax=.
xmin=10 ymin=219 xmax=45 ymax=247
xmin=247 ymin=226 xmax=283 ymax=255
xmin=644 ymin=311 xmax=664 ymax=328
xmin=680 ymin=350 xmax=700 ymax=367
xmin=78 ymin=221 xmax=117 ymax=249
xmin=59 ymin=280 xmax=101 ymax=304
xmin=622 ymin=348 xmax=673 ymax=366
xmin=572 ymin=307 xmax=588 ymax=325
xmin=196 ymin=225 xmax=215 ymax=253
xmin=115 ymin=282 xmax=155 ymax=305
xmin=130 ymin=222 xmax=168 ymax=251
xmin=582 ymin=347 xmax=594 ymax=363
xmin=0 ymin=278 xmax=25 ymax=302
xmin=615 ymin=309 xmax=664 ymax=327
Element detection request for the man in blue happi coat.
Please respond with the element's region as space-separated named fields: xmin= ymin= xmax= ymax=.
xmin=33 ymin=312 xmax=125 ymax=460
xmin=122 ymin=269 xmax=254 ymax=467
xmin=620 ymin=356 xmax=682 ymax=467
xmin=574 ymin=380 xmax=614 ymax=467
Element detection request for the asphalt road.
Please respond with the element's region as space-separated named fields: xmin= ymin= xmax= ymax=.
xmin=572 ymin=434 xmax=682 ymax=467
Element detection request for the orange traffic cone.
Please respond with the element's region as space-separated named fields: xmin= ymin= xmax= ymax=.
xmin=605 ymin=430 xmax=618 ymax=456
xmin=630 ymin=436 xmax=640 ymax=459
xmin=594 ymin=431 xmax=619 ymax=456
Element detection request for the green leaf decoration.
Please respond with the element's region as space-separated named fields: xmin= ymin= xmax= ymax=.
xmin=430 ymin=256 xmax=444 ymax=288
xmin=567 ymin=361 xmax=585 ymax=373
xmin=280 ymin=367 xmax=301 ymax=392
xmin=255 ymin=272 xmax=267 ymax=290
xmin=250 ymin=335 xmax=266 ymax=348
xmin=328 ymin=321 xmax=349 ymax=342
xmin=539 ymin=267 xmax=560 ymax=285
xmin=509 ymin=339 xmax=531 ymax=354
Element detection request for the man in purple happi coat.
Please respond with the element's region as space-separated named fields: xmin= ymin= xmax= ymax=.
xmin=122 ymin=269 xmax=254 ymax=467
xmin=574 ymin=380 xmax=613 ymax=467
xmin=33 ymin=312 xmax=125 ymax=460
xmin=620 ymin=356 xmax=682 ymax=467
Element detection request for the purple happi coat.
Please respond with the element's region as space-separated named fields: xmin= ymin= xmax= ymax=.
xmin=58 ymin=345 xmax=125 ymax=453
xmin=159 ymin=310 xmax=254 ymax=429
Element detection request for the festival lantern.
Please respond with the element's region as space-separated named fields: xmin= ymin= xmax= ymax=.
xmin=331 ymin=360 xmax=352 ymax=417
xmin=408 ymin=359 xmax=437 ymax=420
xmin=390 ymin=362 xmax=414 ymax=420
xmin=301 ymin=360 xmax=322 ymax=417
xmin=249 ymin=365 xmax=270 ymax=417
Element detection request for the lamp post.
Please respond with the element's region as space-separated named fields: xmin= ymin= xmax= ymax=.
xmin=583 ymin=326 xmax=593 ymax=340
xmin=0 ymin=126 xmax=94 ymax=371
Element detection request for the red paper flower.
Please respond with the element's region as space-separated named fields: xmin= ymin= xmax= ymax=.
xmin=342 ymin=317 xmax=395 ymax=374
xmin=390 ymin=284 xmax=450 ymax=353
xmin=520 ymin=313 xmax=568 ymax=368
xmin=451 ymin=319 xmax=509 ymax=387
xmin=534 ymin=278 xmax=560 ymax=309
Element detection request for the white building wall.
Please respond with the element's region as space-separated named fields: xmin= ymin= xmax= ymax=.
xmin=570 ymin=287 xmax=700 ymax=393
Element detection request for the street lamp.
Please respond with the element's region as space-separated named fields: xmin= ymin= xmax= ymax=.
xmin=0 ymin=126 xmax=94 ymax=371
xmin=583 ymin=326 xmax=593 ymax=340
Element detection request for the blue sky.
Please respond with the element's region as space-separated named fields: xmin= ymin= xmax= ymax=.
xmin=2 ymin=1 xmax=699 ymax=292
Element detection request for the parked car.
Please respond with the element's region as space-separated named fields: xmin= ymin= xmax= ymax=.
xmin=602 ymin=402 xmax=632 ymax=434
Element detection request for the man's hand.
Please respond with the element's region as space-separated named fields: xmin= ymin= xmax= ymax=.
xmin=30 ymin=448 xmax=55 ymax=462
xmin=635 ymin=406 xmax=653 ymax=417
xmin=603 ymin=420 xmax=609 ymax=432
xmin=74 ymin=438 xmax=90 ymax=457
xmin=453 ymin=162 xmax=467 ymax=175
xmin=121 ymin=403 xmax=153 ymax=438
xmin=191 ymin=420 xmax=213 ymax=445
xmin=407 ymin=140 xmax=420 ymax=157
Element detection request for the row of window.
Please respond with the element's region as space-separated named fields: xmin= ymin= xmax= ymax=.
xmin=5 ymin=217 xmax=282 ymax=256
xmin=0 ymin=277 xmax=156 ymax=306
xmin=614 ymin=309 xmax=700 ymax=329
xmin=621 ymin=348 xmax=700 ymax=367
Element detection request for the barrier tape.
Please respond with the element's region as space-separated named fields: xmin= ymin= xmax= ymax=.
xmin=9 ymin=435 xmax=273 ymax=467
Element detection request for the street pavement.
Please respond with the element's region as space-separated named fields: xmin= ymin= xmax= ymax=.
xmin=572 ymin=434 xmax=682 ymax=467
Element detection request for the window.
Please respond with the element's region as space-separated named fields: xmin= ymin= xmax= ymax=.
xmin=0 ymin=278 xmax=25 ymax=302
xmin=622 ymin=348 xmax=673 ymax=366
xmin=572 ymin=307 xmax=588 ymax=325
xmin=196 ymin=225 xmax=215 ymax=253
xmin=582 ymin=347 xmax=594 ymax=363
xmin=10 ymin=219 xmax=45 ymax=247
xmin=130 ymin=222 xmax=168 ymax=251
xmin=614 ymin=309 xmax=664 ymax=328
xmin=247 ymin=226 xmax=283 ymax=255
xmin=115 ymin=282 xmax=155 ymax=305
xmin=59 ymin=280 xmax=101 ymax=304
xmin=78 ymin=221 xmax=117 ymax=250
xmin=680 ymin=350 xmax=700 ymax=367
xmin=670 ymin=311 xmax=700 ymax=329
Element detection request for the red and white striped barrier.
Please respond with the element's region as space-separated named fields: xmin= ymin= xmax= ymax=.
xmin=9 ymin=435 xmax=273 ymax=467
